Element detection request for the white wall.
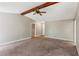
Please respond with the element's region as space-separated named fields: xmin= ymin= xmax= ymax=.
xmin=73 ymin=20 xmax=76 ymax=44
xmin=76 ymin=3 xmax=79 ymax=54
xmin=45 ymin=20 xmax=74 ymax=41
xmin=0 ymin=12 xmax=34 ymax=44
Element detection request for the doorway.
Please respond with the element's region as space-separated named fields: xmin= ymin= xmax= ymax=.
xmin=32 ymin=24 xmax=36 ymax=38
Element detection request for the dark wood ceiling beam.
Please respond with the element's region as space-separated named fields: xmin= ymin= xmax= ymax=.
xmin=20 ymin=2 xmax=59 ymax=15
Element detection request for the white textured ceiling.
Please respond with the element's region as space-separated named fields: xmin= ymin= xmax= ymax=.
xmin=0 ymin=2 xmax=44 ymax=14
xmin=25 ymin=2 xmax=78 ymax=21
xmin=0 ymin=2 xmax=78 ymax=21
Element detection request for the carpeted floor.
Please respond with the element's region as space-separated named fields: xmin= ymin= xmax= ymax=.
xmin=0 ymin=37 xmax=78 ymax=56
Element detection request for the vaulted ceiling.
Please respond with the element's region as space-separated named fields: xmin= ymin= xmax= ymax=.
xmin=25 ymin=2 xmax=78 ymax=21
xmin=0 ymin=2 xmax=44 ymax=13
xmin=0 ymin=2 xmax=78 ymax=21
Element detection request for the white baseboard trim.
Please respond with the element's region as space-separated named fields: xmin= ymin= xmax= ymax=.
xmin=0 ymin=37 xmax=31 ymax=46
xmin=45 ymin=36 xmax=76 ymax=45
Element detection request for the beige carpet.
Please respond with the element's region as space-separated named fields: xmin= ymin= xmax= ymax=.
xmin=0 ymin=37 xmax=78 ymax=56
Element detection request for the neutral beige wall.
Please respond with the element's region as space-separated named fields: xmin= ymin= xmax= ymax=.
xmin=0 ymin=12 xmax=34 ymax=44
xmin=45 ymin=20 xmax=74 ymax=41
xmin=76 ymin=3 xmax=79 ymax=53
